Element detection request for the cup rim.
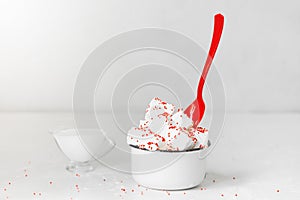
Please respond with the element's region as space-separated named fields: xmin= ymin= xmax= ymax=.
xmin=129 ymin=140 xmax=211 ymax=153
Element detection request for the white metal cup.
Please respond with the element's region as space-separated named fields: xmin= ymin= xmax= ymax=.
xmin=130 ymin=141 xmax=210 ymax=190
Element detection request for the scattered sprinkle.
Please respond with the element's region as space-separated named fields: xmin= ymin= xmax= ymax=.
xmin=235 ymin=193 xmax=238 ymax=196
xmin=49 ymin=181 xmax=53 ymax=185
xmin=221 ymin=194 xmax=224 ymax=197
xmin=277 ymin=189 xmax=280 ymax=193
xmin=213 ymin=179 xmax=216 ymax=183
xmin=233 ymin=177 xmax=236 ymax=180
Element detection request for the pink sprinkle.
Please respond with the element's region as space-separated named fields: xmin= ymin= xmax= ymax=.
xmin=39 ymin=193 xmax=41 ymax=196
xmin=49 ymin=181 xmax=53 ymax=185
xmin=4 ymin=188 xmax=7 ymax=191
xmin=33 ymin=192 xmax=36 ymax=196
xmin=235 ymin=193 xmax=238 ymax=196
xmin=141 ymin=191 xmax=144 ymax=195
xmin=221 ymin=194 xmax=224 ymax=197
xmin=76 ymin=173 xmax=80 ymax=177
xmin=25 ymin=174 xmax=28 ymax=177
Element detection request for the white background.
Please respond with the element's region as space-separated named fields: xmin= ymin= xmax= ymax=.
xmin=1 ymin=0 xmax=299 ymax=112
xmin=1 ymin=1 xmax=300 ymax=199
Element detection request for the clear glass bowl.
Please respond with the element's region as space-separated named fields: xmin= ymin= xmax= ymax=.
xmin=50 ymin=128 xmax=115 ymax=172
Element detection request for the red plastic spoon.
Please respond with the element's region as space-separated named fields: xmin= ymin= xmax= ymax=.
xmin=184 ymin=14 xmax=224 ymax=127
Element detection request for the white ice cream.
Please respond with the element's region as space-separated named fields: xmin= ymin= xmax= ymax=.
xmin=127 ymin=97 xmax=208 ymax=151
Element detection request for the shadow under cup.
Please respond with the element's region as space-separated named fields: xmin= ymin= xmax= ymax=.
xmin=130 ymin=141 xmax=211 ymax=190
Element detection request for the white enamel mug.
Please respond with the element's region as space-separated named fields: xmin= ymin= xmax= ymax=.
xmin=130 ymin=141 xmax=210 ymax=190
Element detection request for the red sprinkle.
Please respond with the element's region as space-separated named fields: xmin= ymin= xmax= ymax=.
xmin=49 ymin=181 xmax=53 ymax=185
xmin=221 ymin=194 xmax=224 ymax=197
xmin=235 ymin=193 xmax=238 ymax=196
xmin=121 ymin=188 xmax=126 ymax=192
xmin=131 ymin=189 xmax=134 ymax=192
xmin=277 ymin=189 xmax=280 ymax=192
xmin=8 ymin=182 xmax=11 ymax=185
xmin=33 ymin=193 xmax=36 ymax=196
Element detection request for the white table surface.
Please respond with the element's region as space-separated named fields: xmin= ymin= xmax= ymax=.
xmin=0 ymin=112 xmax=299 ymax=200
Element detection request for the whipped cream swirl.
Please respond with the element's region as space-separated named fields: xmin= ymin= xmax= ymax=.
xmin=127 ymin=97 xmax=208 ymax=151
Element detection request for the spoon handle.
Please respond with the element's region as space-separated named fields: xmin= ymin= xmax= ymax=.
xmin=197 ymin=14 xmax=224 ymax=95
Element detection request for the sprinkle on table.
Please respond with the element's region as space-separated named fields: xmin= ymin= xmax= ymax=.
xmin=276 ymin=189 xmax=280 ymax=193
